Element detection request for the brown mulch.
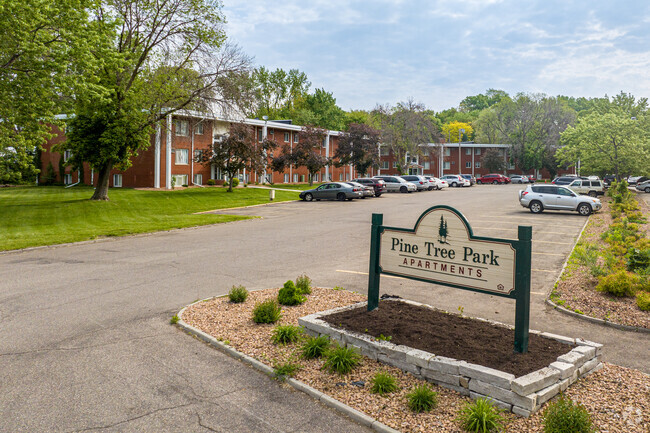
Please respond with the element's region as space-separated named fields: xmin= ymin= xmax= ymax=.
xmin=553 ymin=195 xmax=650 ymax=329
xmin=322 ymin=300 xmax=572 ymax=377
xmin=182 ymin=287 xmax=649 ymax=432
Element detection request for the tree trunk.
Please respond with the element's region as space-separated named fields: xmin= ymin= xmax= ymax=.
xmin=91 ymin=163 xmax=112 ymax=201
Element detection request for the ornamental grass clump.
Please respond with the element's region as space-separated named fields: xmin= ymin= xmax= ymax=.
xmin=252 ymin=299 xmax=282 ymax=324
xmin=228 ymin=285 xmax=249 ymax=303
xmin=301 ymin=335 xmax=330 ymax=359
xmin=271 ymin=325 xmax=303 ymax=345
xmin=295 ymin=274 xmax=312 ymax=294
xmin=596 ymin=270 xmax=639 ymax=297
xmin=406 ymin=384 xmax=438 ymax=413
xmin=322 ymin=344 xmax=361 ymax=375
xmin=278 ymin=280 xmax=306 ymax=306
xmin=458 ymin=398 xmax=505 ymax=432
xmin=273 ymin=362 xmax=301 ymax=380
xmin=370 ymin=372 xmax=399 ymax=396
xmin=542 ymin=395 xmax=595 ymax=433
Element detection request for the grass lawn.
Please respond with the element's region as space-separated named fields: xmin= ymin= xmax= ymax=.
xmin=265 ymin=183 xmax=324 ymax=191
xmin=0 ymin=186 xmax=298 ymax=251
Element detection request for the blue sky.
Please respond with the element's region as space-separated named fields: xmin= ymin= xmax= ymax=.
xmin=223 ymin=1 xmax=650 ymax=112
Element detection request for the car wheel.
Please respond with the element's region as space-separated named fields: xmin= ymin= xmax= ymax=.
xmin=375 ymin=192 xmax=382 ymax=197
xmin=337 ymin=192 xmax=345 ymax=201
xmin=578 ymin=203 xmax=592 ymax=216
xmin=304 ymin=193 xmax=313 ymax=202
xmin=400 ymin=186 xmax=407 ymax=193
xmin=451 ymin=182 xmax=457 ymax=187
xmin=492 ymin=180 xmax=498 ymax=185
xmin=477 ymin=180 xmax=482 ymax=184
xmin=588 ymin=191 xmax=598 ymax=197
xmin=645 ymin=187 xmax=650 ymax=193
xmin=529 ymin=201 xmax=543 ymax=214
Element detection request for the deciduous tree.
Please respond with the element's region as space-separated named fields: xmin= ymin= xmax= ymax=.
xmin=271 ymin=125 xmax=329 ymax=185
xmin=441 ymin=121 xmax=473 ymax=143
xmin=334 ymin=123 xmax=381 ymax=177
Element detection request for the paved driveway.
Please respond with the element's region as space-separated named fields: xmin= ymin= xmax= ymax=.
xmin=1 ymin=184 xmax=648 ymax=432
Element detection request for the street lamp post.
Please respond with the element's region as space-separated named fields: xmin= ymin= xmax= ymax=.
xmin=458 ymin=128 xmax=465 ymax=173
xmin=262 ymin=115 xmax=268 ymax=184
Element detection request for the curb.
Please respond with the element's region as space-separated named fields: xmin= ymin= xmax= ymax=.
xmin=175 ymin=299 xmax=399 ymax=433
xmin=546 ymin=211 xmax=650 ymax=334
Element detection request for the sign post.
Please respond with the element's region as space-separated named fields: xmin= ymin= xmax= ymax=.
xmin=367 ymin=205 xmax=532 ymax=353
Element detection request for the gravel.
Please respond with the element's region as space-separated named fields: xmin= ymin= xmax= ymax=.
xmin=182 ymin=287 xmax=649 ymax=432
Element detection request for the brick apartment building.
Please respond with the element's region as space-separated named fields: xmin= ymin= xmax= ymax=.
xmin=40 ymin=112 xmax=566 ymax=188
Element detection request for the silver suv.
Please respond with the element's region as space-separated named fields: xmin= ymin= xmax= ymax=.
xmin=518 ymin=185 xmax=602 ymax=215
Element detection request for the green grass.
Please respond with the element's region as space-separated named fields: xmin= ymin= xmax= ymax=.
xmin=268 ymin=183 xmax=324 ymax=191
xmin=0 ymin=186 xmax=298 ymax=251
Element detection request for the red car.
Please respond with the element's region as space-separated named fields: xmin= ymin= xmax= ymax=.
xmin=476 ymin=173 xmax=510 ymax=184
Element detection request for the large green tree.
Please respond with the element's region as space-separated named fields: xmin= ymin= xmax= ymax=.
xmin=251 ymin=67 xmax=310 ymax=120
xmin=65 ymin=0 xmax=251 ymax=200
xmin=293 ymin=88 xmax=346 ymax=131
xmin=0 ymin=0 xmax=98 ymax=183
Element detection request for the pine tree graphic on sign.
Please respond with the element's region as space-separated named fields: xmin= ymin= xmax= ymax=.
xmin=438 ymin=215 xmax=449 ymax=244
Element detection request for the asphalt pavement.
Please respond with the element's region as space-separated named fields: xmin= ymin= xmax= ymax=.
xmin=1 ymin=184 xmax=648 ymax=432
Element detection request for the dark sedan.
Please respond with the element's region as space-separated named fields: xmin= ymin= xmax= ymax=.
xmin=299 ymin=182 xmax=363 ymax=201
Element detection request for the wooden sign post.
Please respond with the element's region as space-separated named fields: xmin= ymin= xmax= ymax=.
xmin=367 ymin=205 xmax=532 ymax=353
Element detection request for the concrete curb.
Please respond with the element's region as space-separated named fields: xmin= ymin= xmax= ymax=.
xmin=176 ymin=299 xmax=398 ymax=433
xmin=545 ymin=212 xmax=650 ymax=334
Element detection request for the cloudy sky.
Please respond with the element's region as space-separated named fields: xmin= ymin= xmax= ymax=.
xmin=223 ymin=0 xmax=650 ymax=112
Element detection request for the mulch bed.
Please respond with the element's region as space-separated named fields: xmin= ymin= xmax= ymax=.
xmin=322 ymin=300 xmax=573 ymax=377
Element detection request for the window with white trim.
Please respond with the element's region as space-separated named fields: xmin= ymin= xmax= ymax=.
xmin=194 ymin=149 xmax=203 ymax=162
xmin=257 ymin=128 xmax=263 ymax=142
xmin=508 ymin=162 xmax=515 ymax=170
xmin=346 ymin=173 xmax=350 ymax=181
xmin=339 ymin=173 xmax=343 ymax=181
xmin=393 ymin=161 xmax=398 ymax=168
xmin=379 ymin=146 xmax=390 ymax=156
xmin=113 ymin=174 xmax=122 ymax=187
xmin=284 ymin=132 xmax=290 ymax=142
xmin=380 ymin=161 xmax=389 ymax=169
xmin=465 ymin=162 xmax=471 ymax=168
xmin=173 ymin=174 xmax=188 ymax=186
xmin=475 ymin=162 xmax=481 ymax=168
xmin=175 ymin=119 xmax=189 ymax=136
xmin=443 ymin=161 xmax=450 ymax=170
xmin=424 ymin=162 xmax=430 ymax=169
xmin=64 ymin=149 xmax=72 ymax=162
xmin=194 ymin=123 xmax=203 ymax=135
xmin=64 ymin=173 xmax=72 ymax=185
xmin=422 ymin=149 xmax=429 ymax=156
xmin=293 ymin=133 xmax=299 ymax=143
xmin=293 ymin=174 xmax=298 ymax=183
xmin=475 ymin=148 xmax=481 ymax=155
xmin=465 ymin=148 xmax=472 ymax=155
xmin=193 ymin=174 xmax=202 ymax=185
xmin=284 ymin=174 xmax=289 ymax=183
xmin=313 ymin=173 xmax=319 ymax=182
xmin=175 ymin=148 xmax=189 ymax=164
xmin=444 ymin=148 xmax=451 ymax=156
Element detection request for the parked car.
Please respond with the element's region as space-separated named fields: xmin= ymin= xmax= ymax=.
xmin=518 ymin=185 xmax=602 ymax=215
xmin=509 ymin=175 xmax=529 ymax=184
xmin=603 ymin=175 xmax=617 ymax=186
xmin=526 ymin=175 xmax=537 ymax=183
xmin=476 ymin=173 xmax=509 ymax=184
xmin=401 ymin=175 xmax=429 ymax=191
xmin=636 ymin=180 xmax=650 ymax=193
xmin=424 ymin=176 xmax=446 ymax=190
xmin=352 ymin=178 xmax=387 ymax=197
xmin=628 ymin=176 xmax=649 ymax=185
xmin=373 ymin=175 xmax=417 ymax=193
xmin=440 ymin=174 xmax=470 ymax=187
xmin=552 ymin=176 xmax=586 ymax=185
xmin=344 ymin=181 xmax=374 ymax=198
xmin=299 ymin=182 xmax=363 ymax=201
xmin=459 ymin=174 xmax=476 ymax=186
xmin=567 ymin=178 xmax=605 ymax=197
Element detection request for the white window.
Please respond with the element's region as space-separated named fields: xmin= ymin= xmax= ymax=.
xmin=113 ymin=174 xmax=122 ymax=187
xmin=194 ymin=123 xmax=204 ymax=135
xmin=393 ymin=161 xmax=398 ymax=168
xmin=475 ymin=162 xmax=481 ymax=168
xmin=424 ymin=162 xmax=430 ymax=169
xmin=258 ymin=128 xmax=263 ymax=142
xmin=381 ymin=161 xmax=389 ymax=169
xmin=64 ymin=149 xmax=72 ymax=162
xmin=444 ymin=148 xmax=451 ymax=156
xmin=346 ymin=173 xmax=351 ymax=181
xmin=339 ymin=173 xmax=343 ymax=181
xmin=443 ymin=161 xmax=450 ymax=170
xmin=322 ymin=138 xmax=327 ymax=148
xmin=465 ymin=148 xmax=472 ymax=155
xmin=508 ymin=162 xmax=515 ymax=170
xmin=284 ymin=132 xmax=290 ymax=143
xmin=194 ymin=149 xmax=203 ymax=163
xmin=64 ymin=173 xmax=72 ymax=185
xmin=193 ymin=174 xmax=202 ymax=185
xmin=475 ymin=148 xmax=481 ymax=155
xmin=422 ymin=149 xmax=429 ymax=156
xmin=284 ymin=174 xmax=289 ymax=183
xmin=175 ymin=119 xmax=189 ymax=136
xmin=173 ymin=174 xmax=188 ymax=186
xmin=380 ymin=146 xmax=390 ymax=156
xmin=175 ymin=148 xmax=189 ymax=164
xmin=465 ymin=162 xmax=471 ymax=168
xmin=293 ymin=174 xmax=298 ymax=183
xmin=313 ymin=173 xmax=319 ymax=182
xmin=293 ymin=133 xmax=299 ymax=143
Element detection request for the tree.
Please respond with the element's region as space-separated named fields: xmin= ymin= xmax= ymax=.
xmin=441 ymin=121 xmax=474 ymax=143
xmin=334 ymin=123 xmax=381 ymax=177
xmin=557 ymin=112 xmax=650 ymax=179
xmin=343 ymin=110 xmax=371 ymax=130
xmin=375 ymin=100 xmax=441 ymax=174
xmin=481 ymin=149 xmax=505 ymax=173
xmin=0 ymin=0 xmax=98 ymax=183
xmin=459 ymin=89 xmax=509 ymax=112
xmin=293 ymin=88 xmax=346 ymax=131
xmin=473 ymin=109 xmax=506 ymax=144
xmin=251 ymin=67 xmax=310 ymax=119
xmin=203 ymin=122 xmax=275 ymax=192
xmin=64 ymin=0 xmax=252 ymax=200
xmin=271 ymin=125 xmax=329 ymax=185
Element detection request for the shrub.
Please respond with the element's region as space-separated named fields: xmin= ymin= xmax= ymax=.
xmin=252 ymin=299 xmax=282 ymax=324
xmin=637 ymin=292 xmax=650 ymax=311
xmin=370 ymin=372 xmax=399 ymax=396
xmin=206 ymin=179 xmax=216 ymax=186
xmin=271 ymin=325 xmax=303 ymax=345
xmin=322 ymin=344 xmax=361 ymax=375
xmin=596 ymin=270 xmax=639 ymax=297
xmin=228 ymin=285 xmax=248 ymax=303
xmin=542 ymin=395 xmax=594 ymax=433
xmin=295 ymin=274 xmax=312 ymax=294
xmin=273 ymin=362 xmax=301 ymax=380
xmin=231 ymin=178 xmax=240 ymax=187
xmin=406 ymin=384 xmax=438 ymax=413
xmin=458 ymin=398 xmax=505 ymax=432
xmin=278 ymin=280 xmax=306 ymax=306
xmin=170 ymin=315 xmax=179 ymax=324
xmin=301 ymin=335 xmax=330 ymax=359
xmin=627 ymin=248 xmax=650 ymax=272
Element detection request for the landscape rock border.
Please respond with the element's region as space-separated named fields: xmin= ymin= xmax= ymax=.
xmin=299 ymin=299 xmax=603 ymax=417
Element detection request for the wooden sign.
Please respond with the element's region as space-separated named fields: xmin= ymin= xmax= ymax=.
xmin=368 ymin=205 xmax=532 ymax=353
